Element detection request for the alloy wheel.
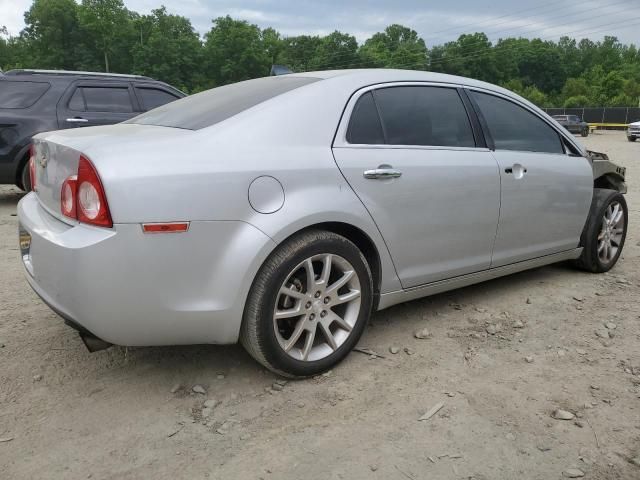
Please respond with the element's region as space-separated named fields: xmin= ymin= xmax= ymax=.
xmin=598 ymin=201 xmax=625 ymax=264
xmin=273 ymin=253 xmax=362 ymax=362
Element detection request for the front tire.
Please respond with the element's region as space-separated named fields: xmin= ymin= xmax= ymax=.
xmin=240 ymin=230 xmax=373 ymax=378
xmin=628 ymin=136 xmax=637 ymax=142
xmin=574 ymin=189 xmax=628 ymax=273
xmin=581 ymin=127 xmax=589 ymax=137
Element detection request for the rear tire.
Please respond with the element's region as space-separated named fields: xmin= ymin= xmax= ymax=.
xmin=573 ymin=189 xmax=627 ymax=273
xmin=240 ymin=230 xmax=373 ymax=378
xmin=18 ymin=159 xmax=32 ymax=192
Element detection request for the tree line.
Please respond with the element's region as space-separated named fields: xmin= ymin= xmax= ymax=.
xmin=1 ymin=0 xmax=639 ymax=107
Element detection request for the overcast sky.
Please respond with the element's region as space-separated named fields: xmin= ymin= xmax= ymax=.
xmin=1 ymin=0 xmax=638 ymax=45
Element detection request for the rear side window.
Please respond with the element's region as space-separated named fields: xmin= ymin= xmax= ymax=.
xmin=372 ymin=86 xmax=475 ymax=147
xmin=471 ymin=91 xmax=563 ymax=154
xmin=82 ymin=87 xmax=133 ymax=113
xmin=347 ymin=92 xmax=385 ymax=144
xmin=136 ymin=87 xmax=179 ymax=111
xmin=128 ymin=76 xmax=320 ymax=130
xmin=0 ymin=80 xmax=50 ymax=108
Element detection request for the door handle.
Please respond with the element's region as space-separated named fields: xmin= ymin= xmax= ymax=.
xmin=363 ymin=165 xmax=402 ymax=180
xmin=66 ymin=117 xmax=88 ymax=123
xmin=504 ymin=164 xmax=527 ymax=178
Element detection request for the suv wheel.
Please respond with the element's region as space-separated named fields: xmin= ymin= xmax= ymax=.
xmin=240 ymin=230 xmax=373 ymax=377
xmin=581 ymin=127 xmax=589 ymax=137
xmin=19 ymin=159 xmax=32 ymax=192
xmin=574 ymin=189 xmax=628 ymax=273
xmin=628 ymin=136 xmax=637 ymax=142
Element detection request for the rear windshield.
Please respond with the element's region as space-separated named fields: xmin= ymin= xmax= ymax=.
xmin=0 ymin=80 xmax=50 ymax=108
xmin=127 ymin=76 xmax=320 ymax=130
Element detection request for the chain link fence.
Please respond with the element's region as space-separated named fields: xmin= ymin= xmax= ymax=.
xmin=543 ymin=107 xmax=640 ymax=128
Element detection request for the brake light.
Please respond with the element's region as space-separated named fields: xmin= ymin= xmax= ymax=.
xmin=29 ymin=145 xmax=36 ymax=191
xmin=59 ymin=155 xmax=112 ymax=228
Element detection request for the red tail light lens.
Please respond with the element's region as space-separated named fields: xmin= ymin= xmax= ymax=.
xmin=61 ymin=175 xmax=77 ymax=218
xmin=76 ymin=155 xmax=112 ymax=227
xmin=29 ymin=145 xmax=36 ymax=191
xmin=59 ymin=155 xmax=112 ymax=228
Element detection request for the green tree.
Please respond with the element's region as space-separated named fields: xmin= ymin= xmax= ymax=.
xmin=203 ymin=16 xmax=270 ymax=87
xmin=131 ymin=7 xmax=203 ymax=91
xmin=78 ymin=0 xmax=133 ymax=72
xmin=359 ymin=24 xmax=427 ymax=70
xmin=278 ymin=35 xmax=322 ymax=72
xmin=310 ymin=31 xmax=359 ymax=70
xmin=21 ymin=0 xmax=81 ymax=69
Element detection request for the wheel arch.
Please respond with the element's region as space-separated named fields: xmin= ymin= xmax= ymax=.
xmin=270 ymin=221 xmax=383 ymax=310
xmin=594 ymin=173 xmax=627 ymax=194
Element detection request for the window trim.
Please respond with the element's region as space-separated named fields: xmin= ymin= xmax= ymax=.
xmin=334 ymin=81 xmax=489 ymax=152
xmin=465 ymin=87 xmax=572 ymax=156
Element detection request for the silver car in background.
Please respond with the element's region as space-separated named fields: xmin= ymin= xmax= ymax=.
xmin=18 ymin=69 xmax=628 ymax=377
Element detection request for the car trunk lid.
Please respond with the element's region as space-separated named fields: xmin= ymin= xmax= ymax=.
xmin=32 ymin=123 xmax=191 ymax=223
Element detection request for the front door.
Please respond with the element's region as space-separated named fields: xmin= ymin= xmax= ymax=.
xmin=333 ymin=85 xmax=501 ymax=288
xmin=468 ymin=90 xmax=593 ymax=267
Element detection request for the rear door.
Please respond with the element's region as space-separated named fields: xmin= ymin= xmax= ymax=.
xmin=468 ymin=90 xmax=593 ymax=267
xmin=56 ymin=81 xmax=138 ymax=128
xmin=332 ymin=84 xmax=501 ymax=288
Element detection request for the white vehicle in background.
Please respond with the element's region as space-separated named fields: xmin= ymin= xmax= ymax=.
xmin=627 ymin=120 xmax=640 ymax=141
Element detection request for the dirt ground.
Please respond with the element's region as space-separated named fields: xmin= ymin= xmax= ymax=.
xmin=1 ymin=131 xmax=639 ymax=480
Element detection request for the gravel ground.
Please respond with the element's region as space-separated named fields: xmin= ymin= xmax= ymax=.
xmin=1 ymin=131 xmax=639 ymax=480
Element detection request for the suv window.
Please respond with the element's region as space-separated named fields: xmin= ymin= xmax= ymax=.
xmin=128 ymin=76 xmax=320 ymax=130
xmin=471 ymin=91 xmax=563 ymax=154
xmin=0 ymin=80 xmax=50 ymax=108
xmin=135 ymin=87 xmax=179 ymax=111
xmin=372 ymin=86 xmax=475 ymax=147
xmin=347 ymin=92 xmax=385 ymax=144
xmin=81 ymin=86 xmax=134 ymax=113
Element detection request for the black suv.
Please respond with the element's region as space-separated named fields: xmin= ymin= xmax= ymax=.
xmin=0 ymin=69 xmax=185 ymax=190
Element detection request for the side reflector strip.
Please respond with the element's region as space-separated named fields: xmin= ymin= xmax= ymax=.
xmin=142 ymin=222 xmax=190 ymax=234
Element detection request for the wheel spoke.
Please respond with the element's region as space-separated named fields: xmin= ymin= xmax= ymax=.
xmin=284 ymin=319 xmax=307 ymax=352
xmin=318 ymin=254 xmax=332 ymax=286
xmin=319 ymin=321 xmax=338 ymax=350
xmin=598 ymin=240 xmax=606 ymax=253
xmin=301 ymin=325 xmax=316 ymax=360
xmin=328 ymin=312 xmax=353 ymax=332
xmin=304 ymin=258 xmax=316 ymax=290
xmin=333 ymin=289 xmax=361 ymax=306
xmin=279 ymin=286 xmax=307 ymax=301
xmin=275 ymin=305 xmax=303 ymax=320
xmin=326 ymin=270 xmax=354 ymax=296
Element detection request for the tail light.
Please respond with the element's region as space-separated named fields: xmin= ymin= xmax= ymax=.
xmin=60 ymin=155 xmax=112 ymax=228
xmin=29 ymin=145 xmax=36 ymax=191
xmin=61 ymin=176 xmax=77 ymax=219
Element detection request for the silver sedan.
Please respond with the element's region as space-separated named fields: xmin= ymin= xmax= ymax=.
xmin=18 ymin=69 xmax=628 ymax=377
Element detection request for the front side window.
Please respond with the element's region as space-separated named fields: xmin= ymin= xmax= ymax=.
xmin=471 ymin=91 xmax=563 ymax=154
xmin=372 ymin=86 xmax=475 ymax=147
xmin=82 ymin=87 xmax=133 ymax=113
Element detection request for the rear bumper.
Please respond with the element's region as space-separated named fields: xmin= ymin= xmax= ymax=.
xmin=18 ymin=193 xmax=275 ymax=346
